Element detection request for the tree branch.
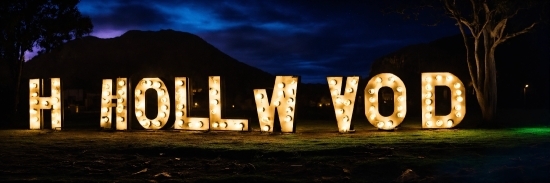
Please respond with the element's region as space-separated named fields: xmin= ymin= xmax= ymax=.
xmin=497 ymin=22 xmax=536 ymax=44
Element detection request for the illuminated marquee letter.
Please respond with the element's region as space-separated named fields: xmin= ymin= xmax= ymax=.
xmin=209 ymin=76 xmax=248 ymax=131
xmin=327 ymin=76 xmax=359 ymax=132
xmin=29 ymin=78 xmax=62 ymax=130
xmin=135 ymin=78 xmax=170 ymax=130
xmin=174 ymin=77 xmax=209 ymax=130
xmin=421 ymin=72 xmax=465 ymax=128
xmin=100 ymin=78 xmax=128 ymax=130
xmin=364 ymin=73 xmax=407 ymax=130
xmin=253 ymin=76 xmax=299 ymax=133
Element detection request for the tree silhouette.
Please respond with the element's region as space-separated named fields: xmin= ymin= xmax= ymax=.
xmin=442 ymin=0 xmax=546 ymax=123
xmin=0 ymin=0 xmax=92 ymax=124
xmin=387 ymin=0 xmax=547 ymax=123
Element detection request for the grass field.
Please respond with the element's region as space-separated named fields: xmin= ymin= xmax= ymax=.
xmin=1 ymin=110 xmax=549 ymax=182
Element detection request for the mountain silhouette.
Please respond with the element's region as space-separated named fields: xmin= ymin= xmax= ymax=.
xmin=25 ymin=29 xmax=273 ymax=88
xmin=23 ymin=30 xmax=275 ymax=116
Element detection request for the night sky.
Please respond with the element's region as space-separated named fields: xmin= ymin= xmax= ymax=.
xmin=76 ymin=0 xmax=459 ymax=83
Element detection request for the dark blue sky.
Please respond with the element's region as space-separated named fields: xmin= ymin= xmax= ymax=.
xmin=76 ymin=0 xmax=459 ymax=83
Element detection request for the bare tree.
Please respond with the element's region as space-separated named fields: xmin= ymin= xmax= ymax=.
xmin=442 ymin=0 xmax=544 ymax=122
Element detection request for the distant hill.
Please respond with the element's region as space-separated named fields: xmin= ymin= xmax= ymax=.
xmin=369 ymin=29 xmax=550 ymax=117
xmin=24 ymin=29 xmax=274 ymax=90
xmin=23 ymin=29 xmax=275 ymax=113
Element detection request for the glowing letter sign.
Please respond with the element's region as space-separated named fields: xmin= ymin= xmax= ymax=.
xmin=29 ymin=78 xmax=62 ymax=130
xmin=327 ymin=76 xmax=359 ymax=132
xmin=174 ymin=77 xmax=209 ymax=130
xmin=100 ymin=78 xmax=128 ymax=130
xmin=134 ymin=78 xmax=170 ymax=129
xmin=253 ymin=76 xmax=299 ymax=132
xmin=209 ymin=76 xmax=249 ymax=131
xmin=421 ymin=72 xmax=465 ymax=128
xmin=364 ymin=73 xmax=407 ymax=130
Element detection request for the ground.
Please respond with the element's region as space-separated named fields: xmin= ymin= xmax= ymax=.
xmin=1 ymin=110 xmax=549 ymax=182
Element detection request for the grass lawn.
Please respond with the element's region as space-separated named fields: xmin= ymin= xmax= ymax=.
xmin=1 ymin=111 xmax=549 ymax=182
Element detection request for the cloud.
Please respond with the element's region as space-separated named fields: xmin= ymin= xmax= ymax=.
xmin=77 ymin=0 xmax=459 ymax=83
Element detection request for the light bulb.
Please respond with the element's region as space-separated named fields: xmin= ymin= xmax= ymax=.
xmin=385 ymin=120 xmax=393 ymax=127
xmin=425 ymin=84 xmax=432 ymax=91
xmin=236 ymin=123 xmax=244 ymax=130
xmin=425 ymin=112 xmax=432 ymax=119
xmin=425 ymin=99 xmax=432 ymax=105
xmin=344 ymin=100 xmax=352 ymax=106
xmin=285 ymin=115 xmax=292 ymax=122
xmin=398 ymin=96 xmax=404 ymax=102
xmin=436 ymin=120 xmax=443 ymax=127
xmin=454 ymin=83 xmax=461 ymax=89
xmin=287 ymin=98 xmax=294 ymax=104
xmin=447 ymin=119 xmax=454 ymax=127
xmin=256 ymin=93 xmax=264 ymax=99
xmin=377 ymin=121 xmax=385 ymax=128
xmin=329 ymin=79 xmax=337 ymax=85
xmin=153 ymin=81 xmax=161 ymax=88
xmin=220 ymin=122 xmax=227 ymax=128
xmin=456 ymin=90 xmax=462 ymax=95
xmin=425 ymin=92 xmax=433 ymax=98
xmin=369 ymin=97 xmax=375 ymax=103
xmin=454 ymin=105 xmax=462 ymax=110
